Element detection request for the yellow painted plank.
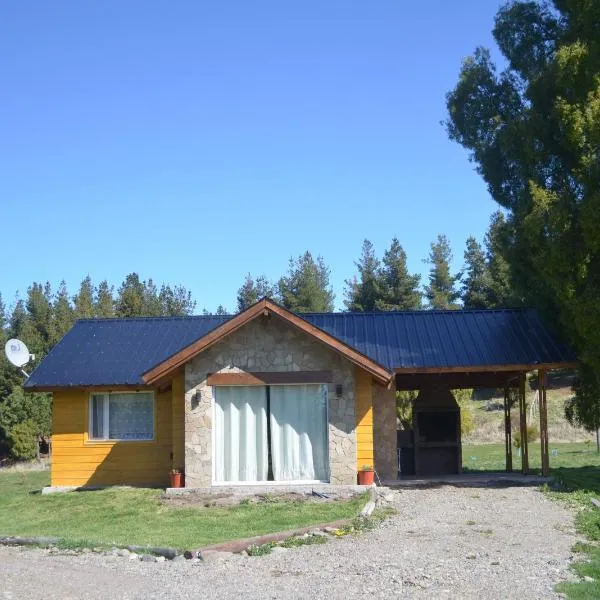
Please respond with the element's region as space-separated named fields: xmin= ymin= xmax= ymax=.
xmin=51 ymin=387 xmax=173 ymax=487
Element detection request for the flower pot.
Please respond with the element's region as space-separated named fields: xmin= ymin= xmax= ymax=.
xmin=358 ymin=470 xmax=374 ymax=485
xmin=170 ymin=472 xmax=184 ymax=488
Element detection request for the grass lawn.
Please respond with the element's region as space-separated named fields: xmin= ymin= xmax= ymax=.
xmin=462 ymin=441 xmax=600 ymax=472
xmin=547 ymin=467 xmax=600 ymax=599
xmin=0 ymin=470 xmax=365 ymax=550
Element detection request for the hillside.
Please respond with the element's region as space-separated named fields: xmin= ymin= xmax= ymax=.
xmin=463 ymin=371 xmax=594 ymax=445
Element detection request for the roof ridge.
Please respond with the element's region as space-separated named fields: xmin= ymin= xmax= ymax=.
xmin=302 ymin=307 xmax=535 ymax=317
xmin=76 ymin=314 xmax=234 ymax=323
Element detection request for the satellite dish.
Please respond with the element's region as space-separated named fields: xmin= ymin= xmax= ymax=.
xmin=4 ymin=339 xmax=33 ymax=376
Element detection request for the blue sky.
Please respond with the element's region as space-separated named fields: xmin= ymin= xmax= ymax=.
xmin=1 ymin=1 xmax=506 ymax=313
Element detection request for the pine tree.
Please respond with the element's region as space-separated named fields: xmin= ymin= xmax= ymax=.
xmin=424 ymin=235 xmax=460 ymax=310
xmin=377 ymin=238 xmax=422 ymax=310
xmin=115 ymin=274 xmax=146 ymax=317
xmin=344 ymin=240 xmax=382 ymax=312
xmin=461 ymin=236 xmax=492 ymax=309
xmin=278 ymin=252 xmax=334 ymax=313
xmin=73 ymin=276 xmax=95 ymax=319
xmin=236 ymin=274 xmax=275 ymax=312
xmin=23 ymin=283 xmax=53 ymax=355
xmin=50 ymin=280 xmax=75 ymax=344
xmin=142 ymin=278 xmax=162 ymax=316
xmin=0 ymin=294 xmax=17 ymax=402
xmin=215 ymin=304 xmax=228 ymax=315
xmin=95 ymin=280 xmax=115 ymax=318
xmin=159 ymin=285 xmax=196 ymax=316
xmin=484 ymin=212 xmax=518 ymax=308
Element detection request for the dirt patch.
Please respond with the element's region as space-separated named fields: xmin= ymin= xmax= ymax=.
xmin=161 ymin=490 xmax=354 ymax=509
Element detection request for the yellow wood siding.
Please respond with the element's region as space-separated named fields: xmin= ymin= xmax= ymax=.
xmin=51 ymin=388 xmax=172 ymax=487
xmin=171 ymin=371 xmax=185 ymax=470
xmin=355 ymin=368 xmax=374 ymax=472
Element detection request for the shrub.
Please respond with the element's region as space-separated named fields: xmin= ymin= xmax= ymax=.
xmin=8 ymin=420 xmax=38 ymax=460
xmin=513 ymin=425 xmax=539 ymax=449
xmin=396 ymin=390 xmax=417 ymax=429
xmin=453 ymin=389 xmax=474 ymax=437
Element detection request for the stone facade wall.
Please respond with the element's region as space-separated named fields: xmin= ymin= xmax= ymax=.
xmin=184 ymin=315 xmax=357 ymax=487
xmin=373 ymin=384 xmax=398 ymax=480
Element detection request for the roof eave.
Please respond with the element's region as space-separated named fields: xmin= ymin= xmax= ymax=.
xmin=393 ymin=361 xmax=578 ymax=374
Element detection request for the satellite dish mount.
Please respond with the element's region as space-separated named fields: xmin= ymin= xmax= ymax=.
xmin=4 ymin=339 xmax=34 ymax=378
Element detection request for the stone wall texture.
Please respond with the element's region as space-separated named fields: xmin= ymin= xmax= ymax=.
xmin=184 ymin=315 xmax=357 ymax=487
xmin=373 ymin=384 xmax=398 ymax=480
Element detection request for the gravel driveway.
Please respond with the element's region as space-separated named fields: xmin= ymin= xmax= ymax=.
xmin=0 ymin=485 xmax=578 ymax=599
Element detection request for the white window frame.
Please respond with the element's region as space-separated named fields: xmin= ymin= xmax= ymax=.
xmin=211 ymin=382 xmax=330 ymax=485
xmin=88 ymin=391 xmax=155 ymax=442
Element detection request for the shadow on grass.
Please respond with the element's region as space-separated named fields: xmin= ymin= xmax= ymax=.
xmin=552 ymin=466 xmax=600 ymax=495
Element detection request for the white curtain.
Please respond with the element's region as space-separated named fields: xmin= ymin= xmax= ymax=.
xmin=109 ymin=393 xmax=153 ymax=440
xmin=270 ymin=384 xmax=328 ymax=481
xmin=214 ymin=386 xmax=268 ymax=482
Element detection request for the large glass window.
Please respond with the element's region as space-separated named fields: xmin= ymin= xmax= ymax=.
xmin=89 ymin=392 xmax=154 ymax=441
xmin=213 ymin=384 xmax=328 ymax=483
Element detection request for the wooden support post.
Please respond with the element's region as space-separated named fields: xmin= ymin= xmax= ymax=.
xmin=504 ymin=386 xmax=513 ymax=473
xmin=519 ymin=372 xmax=529 ymax=474
xmin=538 ymin=370 xmax=550 ymax=476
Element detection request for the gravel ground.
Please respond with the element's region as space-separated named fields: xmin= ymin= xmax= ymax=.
xmin=0 ymin=485 xmax=579 ymax=599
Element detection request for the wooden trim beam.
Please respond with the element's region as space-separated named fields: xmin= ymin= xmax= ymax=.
xmin=143 ymin=298 xmax=392 ymax=386
xmin=504 ymin=386 xmax=513 ymax=473
xmin=539 ymin=369 xmax=550 ymax=476
xmin=394 ymin=362 xmax=577 ymax=375
xmin=207 ymin=371 xmax=333 ymax=386
xmin=395 ymin=371 xmax=522 ymax=390
xmin=519 ymin=372 xmax=529 ymax=475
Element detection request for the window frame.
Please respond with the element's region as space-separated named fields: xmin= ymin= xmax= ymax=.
xmin=211 ymin=382 xmax=330 ymax=485
xmin=87 ymin=391 xmax=156 ymax=443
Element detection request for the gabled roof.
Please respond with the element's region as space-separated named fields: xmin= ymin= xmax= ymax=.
xmin=24 ymin=298 xmax=577 ymax=391
xmin=142 ymin=299 xmax=392 ymax=385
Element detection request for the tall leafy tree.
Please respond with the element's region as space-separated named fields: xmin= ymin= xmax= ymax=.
xmin=424 ymin=235 xmax=460 ymax=309
xmin=73 ymin=276 xmax=95 ymax=319
xmin=278 ymin=252 xmax=334 ymax=313
xmin=377 ymin=238 xmax=422 ymax=310
xmin=236 ymin=274 xmax=275 ymax=312
xmin=446 ymin=0 xmax=600 ymax=427
xmin=95 ymin=280 xmax=115 ymax=317
xmin=344 ymin=240 xmax=382 ymax=312
xmin=461 ymin=236 xmax=492 ymax=309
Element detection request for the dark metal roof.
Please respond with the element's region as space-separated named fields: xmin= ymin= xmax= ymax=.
xmin=24 ymin=308 xmax=576 ymax=389
xmin=303 ymin=309 xmax=576 ymax=371
xmin=24 ymin=315 xmax=231 ymax=389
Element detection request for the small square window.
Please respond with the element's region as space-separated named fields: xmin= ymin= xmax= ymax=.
xmin=89 ymin=392 xmax=154 ymax=441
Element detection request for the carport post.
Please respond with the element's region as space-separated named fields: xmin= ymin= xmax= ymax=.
xmin=503 ymin=386 xmax=512 ymax=472
xmin=538 ymin=370 xmax=550 ymax=476
xmin=519 ymin=372 xmax=529 ymax=474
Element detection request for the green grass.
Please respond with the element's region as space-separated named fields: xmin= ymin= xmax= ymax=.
xmin=462 ymin=442 xmax=600 ymax=472
xmin=0 ymin=471 xmax=365 ymax=550
xmin=545 ymin=466 xmax=600 ymax=599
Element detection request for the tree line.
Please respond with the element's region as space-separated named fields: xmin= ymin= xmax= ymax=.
xmin=0 ymin=222 xmax=515 ymax=458
xmin=237 ymin=212 xmax=515 ymax=313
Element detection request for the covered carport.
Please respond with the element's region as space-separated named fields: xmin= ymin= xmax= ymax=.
xmin=391 ymin=309 xmax=577 ymax=478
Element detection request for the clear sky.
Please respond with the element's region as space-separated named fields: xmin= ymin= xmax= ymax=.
xmin=1 ymin=1 xmax=506 ymax=313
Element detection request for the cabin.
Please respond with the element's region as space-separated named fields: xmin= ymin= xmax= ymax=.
xmin=24 ymin=298 xmax=576 ymax=490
